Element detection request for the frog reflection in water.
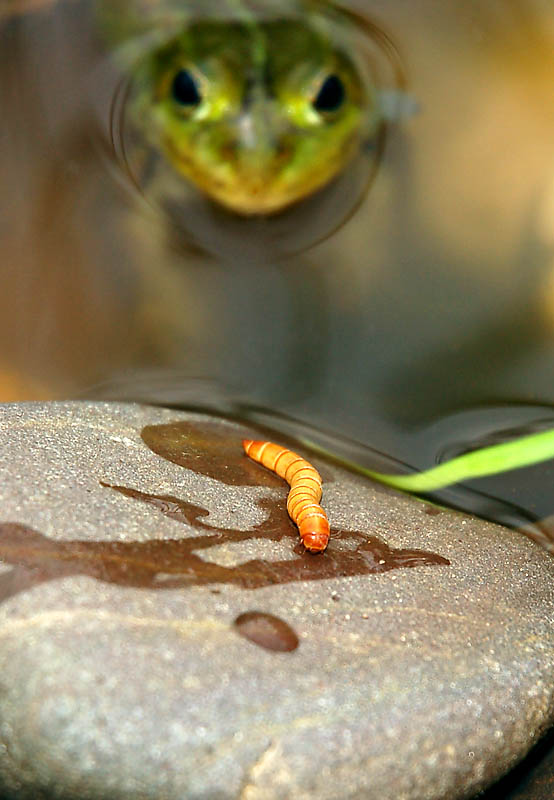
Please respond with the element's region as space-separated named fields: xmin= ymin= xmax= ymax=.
xmin=101 ymin=0 xmax=391 ymax=216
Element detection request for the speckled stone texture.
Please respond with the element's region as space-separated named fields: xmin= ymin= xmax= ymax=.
xmin=0 ymin=401 xmax=552 ymax=800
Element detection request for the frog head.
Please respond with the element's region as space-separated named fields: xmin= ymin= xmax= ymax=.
xmin=127 ymin=17 xmax=380 ymax=216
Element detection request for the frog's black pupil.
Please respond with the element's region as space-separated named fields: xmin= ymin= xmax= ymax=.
xmin=172 ymin=70 xmax=201 ymax=106
xmin=313 ymin=74 xmax=345 ymax=113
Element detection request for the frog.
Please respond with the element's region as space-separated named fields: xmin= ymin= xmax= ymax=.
xmin=97 ymin=0 xmax=403 ymax=218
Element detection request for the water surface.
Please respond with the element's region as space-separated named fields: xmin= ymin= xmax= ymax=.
xmin=1 ymin=0 xmax=553 ymax=537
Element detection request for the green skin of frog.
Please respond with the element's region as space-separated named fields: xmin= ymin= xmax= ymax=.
xmin=100 ymin=0 xmax=381 ymax=215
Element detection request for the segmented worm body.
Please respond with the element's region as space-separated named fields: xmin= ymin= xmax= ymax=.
xmin=242 ymin=439 xmax=330 ymax=553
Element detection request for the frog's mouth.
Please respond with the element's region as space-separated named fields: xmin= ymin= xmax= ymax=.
xmin=163 ymin=135 xmax=358 ymax=217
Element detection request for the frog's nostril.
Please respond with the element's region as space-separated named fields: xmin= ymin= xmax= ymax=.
xmin=275 ymin=141 xmax=292 ymax=164
xmin=220 ymin=141 xmax=240 ymax=163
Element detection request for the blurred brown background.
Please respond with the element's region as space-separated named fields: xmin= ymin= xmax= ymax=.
xmin=0 ymin=0 xmax=553 ymax=460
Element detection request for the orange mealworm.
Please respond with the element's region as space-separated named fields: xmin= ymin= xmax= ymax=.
xmin=242 ymin=439 xmax=330 ymax=553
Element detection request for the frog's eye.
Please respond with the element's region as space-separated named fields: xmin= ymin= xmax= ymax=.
xmin=312 ymin=74 xmax=345 ymax=113
xmin=171 ymin=69 xmax=202 ymax=107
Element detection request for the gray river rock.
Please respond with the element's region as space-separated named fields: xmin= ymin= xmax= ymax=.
xmin=0 ymin=401 xmax=552 ymax=800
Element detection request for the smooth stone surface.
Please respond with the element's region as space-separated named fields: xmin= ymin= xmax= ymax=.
xmin=0 ymin=401 xmax=552 ymax=800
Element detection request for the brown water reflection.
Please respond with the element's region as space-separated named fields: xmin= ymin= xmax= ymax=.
xmin=233 ymin=611 xmax=300 ymax=652
xmin=0 ymin=490 xmax=448 ymax=603
xmin=140 ymin=419 xmax=335 ymax=485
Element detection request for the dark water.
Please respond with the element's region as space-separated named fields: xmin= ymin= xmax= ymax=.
xmin=1 ymin=2 xmax=553 ymax=532
xmin=233 ymin=611 xmax=300 ymax=652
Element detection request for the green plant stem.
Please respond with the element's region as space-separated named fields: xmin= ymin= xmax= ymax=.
xmin=304 ymin=427 xmax=554 ymax=493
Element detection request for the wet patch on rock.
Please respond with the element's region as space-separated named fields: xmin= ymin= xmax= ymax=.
xmin=141 ymin=418 xmax=335 ymax=485
xmin=0 ymin=484 xmax=448 ymax=602
xmin=233 ymin=611 xmax=299 ymax=652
